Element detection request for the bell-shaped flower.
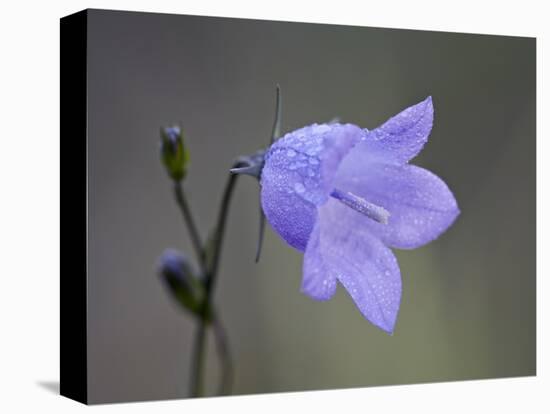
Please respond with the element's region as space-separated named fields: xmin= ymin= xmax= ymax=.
xmin=260 ymin=97 xmax=459 ymax=334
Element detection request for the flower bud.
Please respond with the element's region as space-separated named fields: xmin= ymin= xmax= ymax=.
xmin=160 ymin=126 xmax=189 ymax=181
xmin=158 ymin=249 xmax=204 ymax=315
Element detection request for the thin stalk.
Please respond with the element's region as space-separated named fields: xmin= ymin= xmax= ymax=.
xmin=173 ymin=181 xmax=205 ymax=267
xmin=187 ymin=162 xmax=243 ymax=398
xmin=189 ymin=320 xmax=207 ymax=397
xmin=205 ymin=161 xmax=245 ymax=289
xmin=177 ymin=86 xmax=279 ymax=398
xmin=172 ymin=181 xmax=208 ymax=397
xmin=212 ymin=313 xmax=233 ymax=395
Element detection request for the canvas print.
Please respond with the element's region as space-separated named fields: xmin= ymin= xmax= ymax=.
xmin=60 ymin=9 xmax=536 ymax=404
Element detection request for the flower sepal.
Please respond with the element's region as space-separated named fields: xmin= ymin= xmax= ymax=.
xmin=230 ymin=149 xmax=266 ymax=180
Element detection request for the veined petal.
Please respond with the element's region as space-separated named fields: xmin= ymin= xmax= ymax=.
xmin=335 ymin=158 xmax=460 ymax=249
xmin=261 ymin=123 xmax=363 ymax=251
xmin=363 ymin=96 xmax=434 ymax=164
xmin=312 ymin=199 xmax=402 ymax=333
xmin=302 ymin=219 xmax=338 ymax=301
xmin=260 ymin=169 xmax=317 ymax=251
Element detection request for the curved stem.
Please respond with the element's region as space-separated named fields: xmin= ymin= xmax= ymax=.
xmin=189 ymin=320 xmax=207 ymax=397
xmin=199 ymin=164 xmax=244 ymax=395
xmin=187 ymin=162 xmax=244 ymax=398
xmin=173 ymin=181 xmax=205 ymax=267
xmin=212 ymin=313 xmax=233 ymax=395
xmin=206 ymin=161 xmax=245 ymax=289
xmin=172 ymin=181 xmax=208 ymax=397
xmin=176 ymin=86 xmax=279 ymax=398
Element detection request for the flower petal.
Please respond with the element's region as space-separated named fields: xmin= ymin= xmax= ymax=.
xmin=261 ymin=123 xmax=363 ymax=251
xmin=301 ymin=219 xmax=338 ymax=301
xmin=313 ymin=199 xmax=402 ymax=333
xmin=363 ymin=96 xmax=434 ymax=164
xmin=335 ymin=158 xmax=460 ymax=249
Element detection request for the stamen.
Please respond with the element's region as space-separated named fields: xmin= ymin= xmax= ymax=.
xmin=330 ymin=188 xmax=390 ymax=224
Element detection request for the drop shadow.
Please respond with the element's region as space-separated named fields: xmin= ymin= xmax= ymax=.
xmin=37 ymin=380 xmax=60 ymax=395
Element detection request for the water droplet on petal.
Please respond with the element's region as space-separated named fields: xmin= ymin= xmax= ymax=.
xmin=312 ymin=124 xmax=331 ymax=134
xmin=294 ymin=182 xmax=305 ymax=194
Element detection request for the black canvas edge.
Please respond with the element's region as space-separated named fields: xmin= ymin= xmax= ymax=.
xmin=60 ymin=9 xmax=88 ymax=405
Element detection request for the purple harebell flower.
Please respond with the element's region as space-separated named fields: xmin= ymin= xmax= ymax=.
xmin=260 ymin=97 xmax=460 ymax=334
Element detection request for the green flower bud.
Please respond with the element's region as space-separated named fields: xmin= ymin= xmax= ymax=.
xmin=160 ymin=126 xmax=190 ymax=181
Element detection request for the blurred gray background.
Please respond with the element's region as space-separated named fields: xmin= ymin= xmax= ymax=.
xmin=86 ymin=9 xmax=536 ymax=404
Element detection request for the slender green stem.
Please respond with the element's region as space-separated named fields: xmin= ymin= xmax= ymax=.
xmin=199 ymin=164 xmax=243 ymax=395
xmin=184 ymin=163 xmax=244 ymax=398
xmin=212 ymin=312 xmax=233 ymax=395
xmin=176 ymin=86 xmax=279 ymax=398
xmin=172 ymin=181 xmax=208 ymax=397
xmin=173 ymin=181 xmax=205 ymax=267
xmin=205 ymin=162 xmax=245 ymax=289
xmin=189 ymin=319 xmax=207 ymax=397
